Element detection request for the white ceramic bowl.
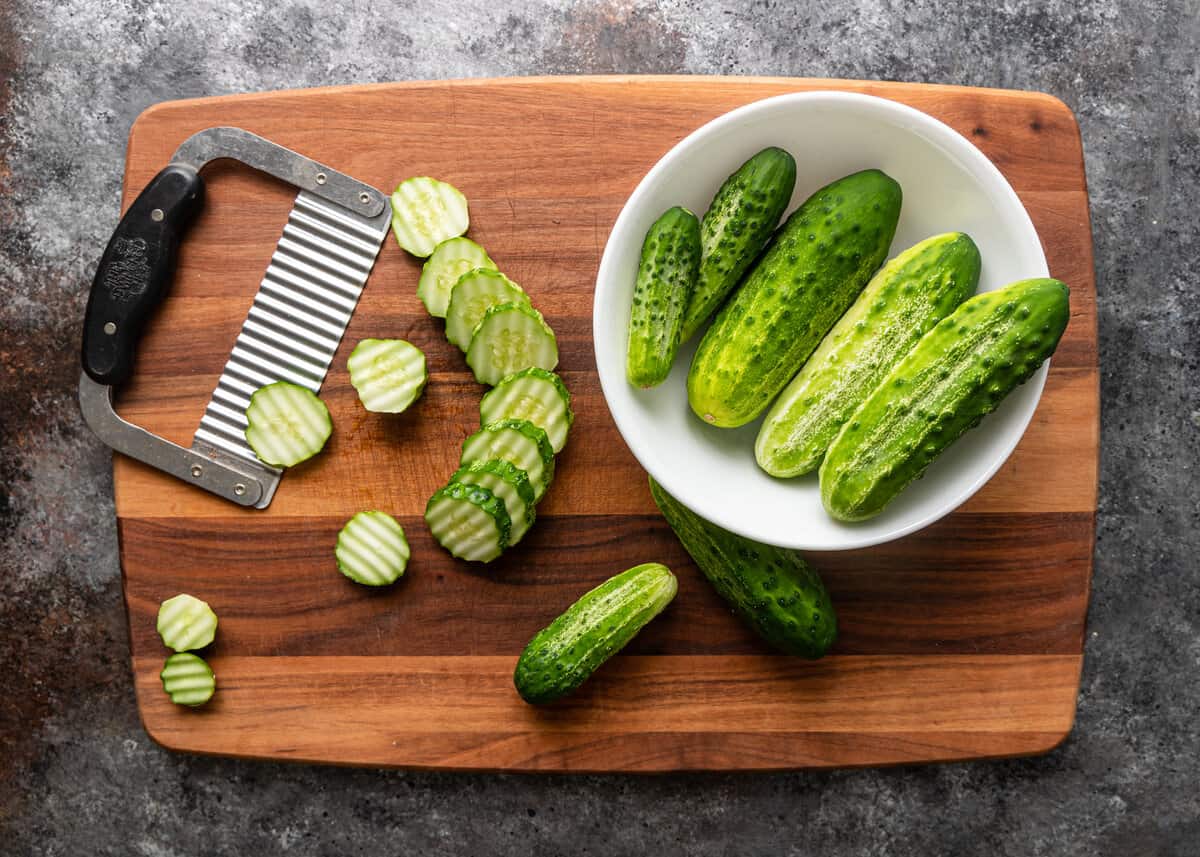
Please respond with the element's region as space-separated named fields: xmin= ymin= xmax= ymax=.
xmin=594 ymin=91 xmax=1050 ymax=551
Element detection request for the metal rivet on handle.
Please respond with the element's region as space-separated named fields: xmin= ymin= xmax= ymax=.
xmin=359 ymin=191 xmax=371 ymax=204
xmin=103 ymin=322 xmax=117 ymax=335
xmin=150 ymin=208 xmax=164 ymax=222
xmin=234 ymin=483 xmax=246 ymax=496
xmin=315 ymin=172 xmax=327 ymax=185
xmin=190 ymin=464 xmax=203 ymax=478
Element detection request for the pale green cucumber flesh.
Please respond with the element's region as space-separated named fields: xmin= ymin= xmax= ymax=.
xmin=626 ymin=206 xmax=701 ymax=388
xmin=418 ymin=237 xmax=496 ymax=317
xmin=160 ymin=652 xmax=216 ymax=707
xmin=466 ymin=301 xmax=559 ymax=386
xmin=156 ymin=593 xmax=219 ymax=652
xmin=460 ymin=419 xmax=555 ymax=501
xmin=347 ymin=338 xmax=428 ymax=414
xmin=244 ymin=381 xmax=332 ymax=467
xmin=425 ymin=481 xmax=511 ymax=562
xmin=687 ymin=169 xmax=903 ymax=428
xmin=649 ymin=478 xmax=837 ymax=658
xmin=819 ymin=277 xmax=1071 ymax=522
xmin=390 ymin=177 xmax=469 ymax=258
xmin=756 ymin=232 xmax=981 ymax=477
xmin=445 ymin=269 xmax=528 ymax=351
xmin=479 ymin=367 xmax=573 ymax=453
xmin=451 ymin=459 xmax=536 ymax=545
xmin=336 ymin=510 xmax=410 ymax=586
xmin=514 ymin=562 xmax=678 ymax=704
xmin=681 ymin=146 xmax=798 ymax=342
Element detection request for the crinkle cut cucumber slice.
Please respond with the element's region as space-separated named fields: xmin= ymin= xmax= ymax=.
xmin=460 ymin=418 xmax=555 ymax=501
xmin=479 ymin=367 xmax=573 ymax=453
xmin=445 ymin=269 xmax=528 ymax=351
xmin=336 ymin=510 xmax=410 ymax=585
xmin=451 ymin=459 xmax=537 ymax=545
xmin=390 ymin=176 xmax=469 ymax=258
xmin=156 ymin=593 xmax=218 ymax=652
xmin=347 ymin=338 xmax=427 ymax=414
xmin=244 ymin=381 xmax=332 ymax=467
xmin=160 ymin=652 xmax=216 ymax=707
xmin=425 ymin=481 xmax=511 ymax=562
xmin=465 ymin=301 xmax=559 ymax=386
xmin=418 ymin=237 xmax=496 ymax=318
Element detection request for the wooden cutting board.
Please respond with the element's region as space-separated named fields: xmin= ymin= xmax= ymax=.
xmin=113 ymin=76 xmax=1097 ymax=772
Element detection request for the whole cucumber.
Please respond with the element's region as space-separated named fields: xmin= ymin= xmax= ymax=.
xmin=820 ymin=277 xmax=1071 ymax=522
xmin=626 ymin=207 xmax=701 ymax=388
xmin=679 ymin=147 xmax=798 ymax=343
xmin=688 ymin=169 xmax=902 ymax=428
xmin=756 ymin=232 xmax=981 ymax=477
xmin=649 ymin=478 xmax=836 ymax=658
xmin=514 ymin=562 xmax=677 ymax=704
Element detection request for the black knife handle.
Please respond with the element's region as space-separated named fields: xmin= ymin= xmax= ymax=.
xmin=81 ymin=164 xmax=204 ymax=385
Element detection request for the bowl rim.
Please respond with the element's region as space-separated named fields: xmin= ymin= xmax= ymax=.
xmin=593 ymin=90 xmax=1050 ymax=551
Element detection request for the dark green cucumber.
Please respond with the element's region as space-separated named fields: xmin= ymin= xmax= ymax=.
xmin=756 ymin=232 xmax=981 ymax=477
xmin=687 ymin=169 xmax=902 ymax=428
xmin=514 ymin=562 xmax=677 ymax=704
xmin=626 ymin=206 xmax=701 ymax=388
xmin=649 ymin=478 xmax=836 ymax=658
xmin=820 ymin=277 xmax=1071 ymax=522
xmin=680 ymin=146 xmax=798 ymax=342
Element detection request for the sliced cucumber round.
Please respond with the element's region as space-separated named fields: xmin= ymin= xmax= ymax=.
xmin=418 ymin=237 xmax=496 ymax=318
xmin=160 ymin=652 xmax=215 ymax=707
xmin=461 ymin=419 xmax=555 ymax=501
xmin=244 ymin=380 xmax=332 ymax=467
xmin=451 ymin=459 xmax=536 ymax=545
xmin=390 ymin=176 xmax=469 ymax=258
xmin=444 ymin=269 xmax=528 ymax=351
xmin=156 ymin=593 xmax=218 ymax=652
xmin=425 ymin=481 xmax=512 ymax=563
xmin=479 ymin=367 xmax=573 ymax=453
xmin=347 ymin=338 xmax=427 ymax=414
xmin=336 ymin=510 xmax=410 ymax=586
xmin=466 ymin=302 xmax=559 ymax=386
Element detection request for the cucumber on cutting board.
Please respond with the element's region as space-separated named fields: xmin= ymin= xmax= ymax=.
xmin=820 ymin=277 xmax=1071 ymax=522
xmin=418 ymin=237 xmax=496 ymax=318
xmin=390 ymin=177 xmax=469 ymax=258
xmin=445 ymin=269 xmax=528 ymax=351
xmin=460 ymin=419 xmax=556 ymax=501
xmin=625 ymin=206 xmax=701 ymax=389
xmin=156 ymin=593 xmax=218 ymax=652
xmin=347 ymin=338 xmax=427 ymax=414
xmin=425 ymin=481 xmax=512 ymax=563
xmin=756 ymin=232 xmax=981 ymax=477
xmin=160 ymin=653 xmax=216 ymax=707
xmin=687 ymin=169 xmax=903 ymax=428
xmin=243 ymin=380 xmax=332 ymax=467
xmin=514 ymin=562 xmax=678 ymax=704
xmin=336 ymin=510 xmax=410 ymax=586
xmin=450 ymin=459 xmax=537 ymax=545
xmin=649 ymin=478 xmax=837 ymax=658
xmin=479 ymin=367 xmax=573 ymax=453
xmin=680 ymin=146 xmax=798 ymax=343
xmin=466 ymin=302 xmax=559 ymax=386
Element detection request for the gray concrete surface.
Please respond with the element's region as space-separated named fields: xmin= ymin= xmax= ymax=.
xmin=2 ymin=0 xmax=1198 ymax=854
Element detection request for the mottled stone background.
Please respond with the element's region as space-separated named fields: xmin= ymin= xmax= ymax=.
xmin=1 ymin=0 xmax=1197 ymax=854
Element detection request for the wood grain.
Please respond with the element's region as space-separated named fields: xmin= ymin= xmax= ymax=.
xmin=114 ymin=76 xmax=1097 ymax=771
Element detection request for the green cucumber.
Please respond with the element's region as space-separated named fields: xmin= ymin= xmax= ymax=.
xmin=513 ymin=562 xmax=678 ymax=704
xmin=445 ymin=269 xmax=528 ymax=351
xmin=680 ymin=147 xmax=798 ymax=343
xmin=687 ymin=169 xmax=903 ymax=428
xmin=156 ymin=593 xmax=218 ymax=652
xmin=390 ymin=177 xmax=469 ymax=258
xmin=347 ymin=338 xmax=427 ymax=414
xmin=756 ymin=232 xmax=981 ymax=477
xmin=336 ymin=510 xmax=410 ymax=586
xmin=244 ymin=380 xmax=332 ymax=467
xmin=160 ymin=653 xmax=216 ymax=707
xmin=649 ymin=478 xmax=836 ymax=658
xmin=466 ymin=301 xmax=559 ymax=386
xmin=460 ymin=419 xmax=555 ymax=501
xmin=418 ymin=237 xmax=496 ymax=317
xmin=425 ymin=481 xmax=512 ymax=562
xmin=450 ymin=459 xmax=537 ymax=545
xmin=479 ymin=368 xmax=573 ymax=453
xmin=625 ymin=206 xmax=701 ymax=388
xmin=820 ymin=277 xmax=1071 ymax=522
